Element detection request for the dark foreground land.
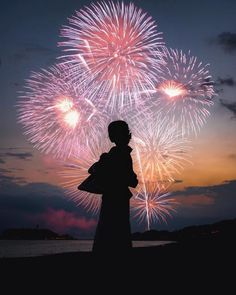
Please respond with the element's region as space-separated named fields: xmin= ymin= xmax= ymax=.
xmin=1 ymin=238 xmax=235 ymax=289
xmin=1 ymin=219 xmax=235 ymax=290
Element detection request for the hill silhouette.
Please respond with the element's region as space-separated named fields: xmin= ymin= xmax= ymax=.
xmin=1 ymin=218 xmax=235 ymax=242
xmin=132 ymin=218 xmax=236 ymax=242
xmin=0 ymin=228 xmax=76 ymax=240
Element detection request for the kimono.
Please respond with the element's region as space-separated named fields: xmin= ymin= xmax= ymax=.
xmin=90 ymin=145 xmax=138 ymax=253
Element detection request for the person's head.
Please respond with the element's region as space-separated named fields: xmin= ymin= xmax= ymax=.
xmin=108 ymin=120 xmax=131 ymax=146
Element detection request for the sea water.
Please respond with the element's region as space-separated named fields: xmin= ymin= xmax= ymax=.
xmin=0 ymin=240 xmax=172 ymax=258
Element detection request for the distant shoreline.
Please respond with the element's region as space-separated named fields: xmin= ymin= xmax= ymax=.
xmin=0 ymin=240 xmax=173 ymax=258
xmin=1 ymin=238 xmax=234 ymax=264
xmin=1 ymin=217 xmax=235 ymax=241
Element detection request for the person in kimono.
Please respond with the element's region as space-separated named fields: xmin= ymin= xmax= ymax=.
xmin=89 ymin=120 xmax=138 ymax=254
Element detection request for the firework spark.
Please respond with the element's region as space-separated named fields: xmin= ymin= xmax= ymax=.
xmin=61 ymin=144 xmax=178 ymax=228
xmin=18 ymin=64 xmax=106 ymax=158
xmin=131 ymin=183 xmax=177 ymax=230
xmin=59 ymin=1 xmax=164 ymax=110
xmin=159 ymin=80 xmax=187 ymax=98
xmin=61 ymin=157 xmax=102 ymax=215
xmin=150 ymin=48 xmax=215 ymax=135
xmin=17 ymin=1 xmax=216 ymax=229
xmin=132 ymin=115 xmax=191 ymax=186
xmin=60 ymin=115 xmax=186 ymax=228
xmin=130 ymin=116 xmax=188 ymax=229
xmin=60 ymin=133 xmax=112 ymax=214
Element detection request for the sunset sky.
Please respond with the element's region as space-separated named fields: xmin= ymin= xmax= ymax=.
xmin=0 ymin=0 xmax=236 ymax=237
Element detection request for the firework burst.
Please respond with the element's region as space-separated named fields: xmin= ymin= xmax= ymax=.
xmin=17 ymin=1 xmax=216 ymax=229
xmin=60 ymin=133 xmax=112 ymax=214
xmin=132 ymin=115 xmax=192 ymax=186
xmin=131 ymin=182 xmax=177 ymax=230
xmin=61 ymin=157 xmax=102 ymax=215
xmin=17 ymin=64 xmax=106 ymax=158
xmin=59 ymin=1 xmax=164 ymax=110
xmin=60 ymin=115 xmax=189 ymax=228
xmin=149 ymin=48 xmax=215 ymax=135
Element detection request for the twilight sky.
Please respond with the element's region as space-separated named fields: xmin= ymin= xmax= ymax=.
xmin=0 ymin=0 xmax=236 ymax=237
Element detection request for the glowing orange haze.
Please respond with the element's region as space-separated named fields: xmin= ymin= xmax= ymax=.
xmin=5 ymin=117 xmax=236 ymax=192
xmin=5 ymin=140 xmax=236 ymax=193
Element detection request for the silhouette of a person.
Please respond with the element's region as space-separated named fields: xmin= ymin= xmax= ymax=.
xmin=90 ymin=120 xmax=138 ymax=254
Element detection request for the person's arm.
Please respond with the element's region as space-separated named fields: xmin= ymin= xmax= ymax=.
xmin=129 ymin=171 xmax=138 ymax=188
xmin=127 ymin=156 xmax=138 ymax=188
xmin=88 ymin=153 xmax=108 ymax=174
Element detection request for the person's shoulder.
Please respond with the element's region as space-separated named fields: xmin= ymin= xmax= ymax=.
xmin=127 ymin=146 xmax=132 ymax=153
xmin=99 ymin=152 xmax=109 ymax=160
xmin=109 ymin=146 xmax=132 ymax=153
xmin=108 ymin=146 xmax=117 ymax=154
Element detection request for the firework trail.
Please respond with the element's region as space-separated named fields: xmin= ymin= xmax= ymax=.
xmin=60 ymin=115 xmax=187 ymax=228
xmin=148 ymin=48 xmax=215 ymax=135
xmin=131 ymin=183 xmax=177 ymax=230
xmin=132 ymin=115 xmax=192 ymax=185
xmin=61 ymin=158 xmax=102 ymax=215
xmin=129 ymin=116 xmax=190 ymax=229
xmin=17 ymin=1 xmax=216 ymax=229
xmin=61 ymin=146 xmax=177 ymax=228
xmin=59 ymin=1 xmax=164 ymax=111
xmin=17 ymin=64 xmax=106 ymax=158
xmin=60 ymin=132 xmax=112 ymax=214
xmin=60 ymin=111 xmax=134 ymax=214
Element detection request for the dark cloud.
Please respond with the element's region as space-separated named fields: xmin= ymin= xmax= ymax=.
xmin=215 ymin=32 xmax=236 ymax=53
xmin=0 ymin=168 xmax=11 ymax=174
xmin=0 ymin=174 xmax=96 ymax=237
xmin=217 ymin=77 xmax=236 ymax=87
xmin=201 ymin=77 xmax=215 ymax=87
xmin=13 ymin=82 xmax=20 ymax=87
xmin=0 ymin=173 xmax=71 ymax=211
xmin=0 ymin=147 xmax=30 ymax=150
xmin=0 ymin=148 xmax=33 ymax=161
xmin=173 ymin=180 xmax=236 ymax=196
xmin=214 ymin=87 xmax=224 ymax=95
xmin=228 ymin=154 xmax=236 ymax=160
xmin=0 ymin=173 xmax=26 ymax=184
xmin=0 ymin=158 xmax=5 ymax=164
xmin=23 ymin=43 xmax=58 ymax=55
xmin=9 ymin=43 xmax=59 ymax=64
xmin=1 ymin=172 xmax=235 ymax=234
xmin=11 ymin=52 xmax=29 ymax=62
xmin=37 ymin=169 xmax=49 ymax=175
xmin=4 ymin=152 xmax=33 ymax=160
xmin=0 ymin=168 xmax=26 ymax=184
xmin=172 ymin=180 xmax=236 ymax=218
xmin=219 ymin=99 xmax=236 ymax=119
xmin=9 ymin=167 xmax=24 ymax=171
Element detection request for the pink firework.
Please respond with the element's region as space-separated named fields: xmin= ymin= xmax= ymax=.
xmin=18 ymin=64 xmax=105 ymax=158
xmin=61 ymin=156 xmax=102 ymax=215
xmin=131 ymin=115 xmax=192 ymax=185
xmin=150 ymin=48 xmax=216 ymax=135
xmin=60 ymin=133 xmax=112 ymax=214
xmin=60 ymin=114 xmax=186 ymax=229
xmin=59 ymin=1 xmax=164 ymax=110
xmin=131 ymin=183 xmax=177 ymax=230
